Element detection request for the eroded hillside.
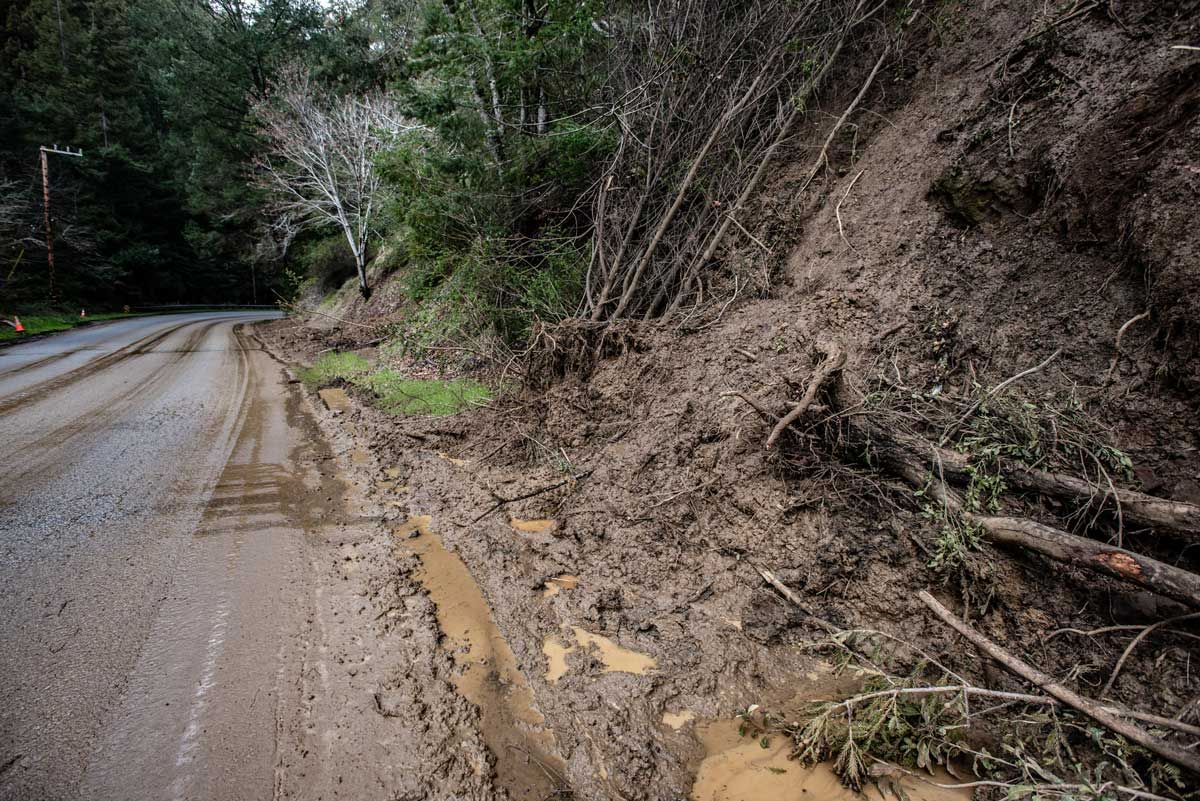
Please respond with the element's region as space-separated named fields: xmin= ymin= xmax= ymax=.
xmin=264 ymin=2 xmax=1200 ymax=799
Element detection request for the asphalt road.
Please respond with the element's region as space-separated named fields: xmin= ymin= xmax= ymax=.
xmin=0 ymin=312 xmax=314 ymax=800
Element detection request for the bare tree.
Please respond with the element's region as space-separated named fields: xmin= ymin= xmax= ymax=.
xmin=582 ymin=0 xmax=889 ymax=323
xmin=253 ymin=66 xmax=415 ymax=298
xmin=0 ymin=181 xmax=28 ymax=246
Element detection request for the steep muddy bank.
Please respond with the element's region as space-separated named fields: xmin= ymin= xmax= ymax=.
xmin=255 ymin=1 xmax=1200 ymax=797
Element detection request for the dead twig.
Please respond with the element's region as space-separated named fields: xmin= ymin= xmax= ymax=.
xmin=939 ymin=348 xmax=1061 ymax=445
xmin=472 ymin=470 xmax=594 ymax=522
xmin=1100 ymin=611 xmax=1200 ymax=698
xmin=754 ymin=564 xmax=838 ymax=634
xmin=918 ymin=590 xmax=1200 ymax=775
xmin=766 ymin=344 xmax=846 ymax=449
xmin=836 ymin=169 xmax=867 ymax=254
xmin=796 ymin=46 xmax=890 ymax=198
xmin=1103 ymin=311 xmax=1150 ymax=386
xmin=721 ymin=390 xmax=776 ymax=422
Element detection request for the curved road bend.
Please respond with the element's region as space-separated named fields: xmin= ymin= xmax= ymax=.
xmin=0 ymin=312 xmax=344 ymax=800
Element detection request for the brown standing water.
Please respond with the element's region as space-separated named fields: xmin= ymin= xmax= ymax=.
xmin=393 ymin=515 xmax=567 ymax=798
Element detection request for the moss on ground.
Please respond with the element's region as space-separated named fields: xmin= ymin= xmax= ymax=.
xmin=300 ymin=351 xmax=490 ymax=416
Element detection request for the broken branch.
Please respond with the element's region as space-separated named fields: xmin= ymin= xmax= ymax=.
xmin=765 ymin=344 xmax=846 ymax=449
xmin=918 ymin=590 xmax=1200 ymax=775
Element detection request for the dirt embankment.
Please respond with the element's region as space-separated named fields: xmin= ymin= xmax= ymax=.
xmin=262 ymin=3 xmax=1200 ymax=799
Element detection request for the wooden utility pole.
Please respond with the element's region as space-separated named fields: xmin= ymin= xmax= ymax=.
xmin=39 ymin=144 xmax=83 ymax=299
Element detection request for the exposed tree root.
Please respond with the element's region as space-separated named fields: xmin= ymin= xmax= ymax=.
xmin=765 ymin=343 xmax=845 ymax=450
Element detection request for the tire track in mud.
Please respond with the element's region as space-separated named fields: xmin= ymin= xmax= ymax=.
xmin=0 ymin=320 xmax=233 ymax=503
xmin=0 ymin=346 xmax=90 ymax=380
xmin=393 ymin=514 xmax=569 ymax=800
xmin=246 ymin=333 xmax=574 ymax=800
xmin=0 ymin=318 xmax=198 ymax=415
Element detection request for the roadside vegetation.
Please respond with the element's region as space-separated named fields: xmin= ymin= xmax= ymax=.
xmin=298 ymin=351 xmax=490 ymax=417
xmin=0 ymin=311 xmax=137 ymax=343
xmin=8 ymin=0 xmax=1200 ymax=797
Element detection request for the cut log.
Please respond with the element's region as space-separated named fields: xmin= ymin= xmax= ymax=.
xmin=841 ymin=426 xmax=1200 ymax=608
xmin=918 ymin=590 xmax=1200 ymax=775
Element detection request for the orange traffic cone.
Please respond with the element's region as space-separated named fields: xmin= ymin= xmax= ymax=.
xmin=14 ymin=317 xmax=24 ymax=333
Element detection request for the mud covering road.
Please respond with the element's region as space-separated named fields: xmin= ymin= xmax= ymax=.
xmin=0 ymin=313 xmax=432 ymax=801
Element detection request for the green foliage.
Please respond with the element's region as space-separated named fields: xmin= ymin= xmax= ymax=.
xmin=957 ymin=393 xmax=1133 ymax=482
xmin=297 ymin=351 xmax=371 ymax=387
xmin=297 ymin=350 xmax=490 ymax=416
xmin=0 ymin=311 xmax=137 ymax=341
xmin=758 ymin=631 xmax=1194 ymax=800
xmin=360 ymin=371 xmax=490 ymax=416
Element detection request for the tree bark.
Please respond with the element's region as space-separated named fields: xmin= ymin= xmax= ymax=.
xmin=851 ymin=422 xmax=1200 ymax=537
xmin=974 ymin=515 xmax=1200 ymax=608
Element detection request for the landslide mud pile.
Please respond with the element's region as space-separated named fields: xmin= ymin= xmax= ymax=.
xmin=265 ymin=3 xmax=1200 ymax=799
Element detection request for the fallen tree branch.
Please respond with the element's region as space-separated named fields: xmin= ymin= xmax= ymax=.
xmin=819 ymin=683 xmax=1200 ymax=738
xmin=974 ymin=516 xmax=1200 ymax=609
xmin=940 ymin=349 xmax=1061 ymax=445
xmin=765 ymin=344 xmax=846 ymax=449
xmin=472 ymin=470 xmax=594 ymax=522
xmin=859 ymin=423 xmax=1200 ymax=536
xmin=835 ymin=424 xmax=1200 ymax=607
xmin=918 ymin=590 xmax=1200 ymax=775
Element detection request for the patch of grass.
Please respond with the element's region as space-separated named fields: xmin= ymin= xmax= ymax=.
xmin=360 ymin=370 xmax=490 ymax=416
xmin=0 ymin=312 xmax=139 ymax=343
xmin=298 ymin=351 xmax=490 ymax=416
xmin=297 ymin=352 xmax=371 ymax=387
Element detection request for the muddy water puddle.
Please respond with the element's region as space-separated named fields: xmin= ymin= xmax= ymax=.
xmin=542 ymin=626 xmax=657 ymax=683
xmin=393 ymin=516 xmax=564 ymax=797
xmin=690 ymin=670 xmax=973 ymax=801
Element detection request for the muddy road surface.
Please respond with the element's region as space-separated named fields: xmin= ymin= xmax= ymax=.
xmin=0 ymin=313 xmax=395 ymax=801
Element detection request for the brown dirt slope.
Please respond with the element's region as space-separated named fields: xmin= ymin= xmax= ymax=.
xmin=266 ymin=2 xmax=1200 ymax=799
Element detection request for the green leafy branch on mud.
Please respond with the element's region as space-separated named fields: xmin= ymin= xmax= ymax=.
xmin=735 ymin=627 xmax=1194 ymax=801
